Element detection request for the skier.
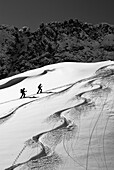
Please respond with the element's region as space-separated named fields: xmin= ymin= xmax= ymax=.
xmin=20 ymin=88 xmax=27 ymax=98
xmin=37 ymin=84 xmax=42 ymax=94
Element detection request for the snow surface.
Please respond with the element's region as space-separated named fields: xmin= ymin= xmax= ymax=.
xmin=0 ymin=61 xmax=114 ymax=170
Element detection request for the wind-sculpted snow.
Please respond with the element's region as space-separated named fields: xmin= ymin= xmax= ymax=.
xmin=0 ymin=69 xmax=55 ymax=90
xmin=0 ymin=77 xmax=27 ymax=90
xmin=0 ymin=62 xmax=114 ymax=170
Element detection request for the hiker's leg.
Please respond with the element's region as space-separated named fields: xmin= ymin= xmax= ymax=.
xmin=20 ymin=94 xmax=23 ymax=98
xmin=37 ymin=89 xmax=39 ymax=94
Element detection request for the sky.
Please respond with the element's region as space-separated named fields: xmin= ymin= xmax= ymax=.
xmin=0 ymin=0 xmax=114 ymax=31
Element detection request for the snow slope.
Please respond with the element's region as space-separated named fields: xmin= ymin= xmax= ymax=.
xmin=0 ymin=61 xmax=114 ymax=170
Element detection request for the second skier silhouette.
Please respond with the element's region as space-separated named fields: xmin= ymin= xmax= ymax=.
xmin=37 ymin=83 xmax=42 ymax=94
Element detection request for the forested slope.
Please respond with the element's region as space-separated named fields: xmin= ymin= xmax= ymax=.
xmin=0 ymin=19 xmax=114 ymax=79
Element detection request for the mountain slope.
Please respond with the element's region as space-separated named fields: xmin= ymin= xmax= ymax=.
xmin=0 ymin=61 xmax=114 ymax=169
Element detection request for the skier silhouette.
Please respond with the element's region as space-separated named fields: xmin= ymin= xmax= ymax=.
xmin=37 ymin=84 xmax=42 ymax=94
xmin=20 ymin=88 xmax=27 ymax=98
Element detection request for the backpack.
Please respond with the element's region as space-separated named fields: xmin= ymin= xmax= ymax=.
xmin=38 ymin=84 xmax=42 ymax=89
xmin=20 ymin=89 xmax=23 ymax=93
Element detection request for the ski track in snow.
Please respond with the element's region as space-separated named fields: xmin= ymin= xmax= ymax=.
xmin=0 ymin=62 xmax=114 ymax=169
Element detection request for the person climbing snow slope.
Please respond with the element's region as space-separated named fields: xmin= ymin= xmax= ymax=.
xmin=37 ymin=84 xmax=42 ymax=94
xmin=20 ymin=88 xmax=27 ymax=98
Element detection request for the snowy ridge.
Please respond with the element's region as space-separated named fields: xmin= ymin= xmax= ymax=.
xmin=0 ymin=61 xmax=114 ymax=170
